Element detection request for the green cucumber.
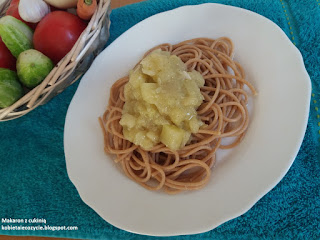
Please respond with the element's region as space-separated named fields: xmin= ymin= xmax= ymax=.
xmin=17 ymin=49 xmax=54 ymax=88
xmin=0 ymin=16 xmax=33 ymax=58
xmin=0 ymin=68 xmax=23 ymax=108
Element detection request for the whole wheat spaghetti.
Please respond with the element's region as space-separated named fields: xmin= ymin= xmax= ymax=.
xmin=99 ymin=37 xmax=256 ymax=194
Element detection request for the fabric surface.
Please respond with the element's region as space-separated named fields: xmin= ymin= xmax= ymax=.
xmin=0 ymin=0 xmax=319 ymax=239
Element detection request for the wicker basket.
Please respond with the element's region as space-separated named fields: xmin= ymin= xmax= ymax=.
xmin=0 ymin=0 xmax=111 ymax=121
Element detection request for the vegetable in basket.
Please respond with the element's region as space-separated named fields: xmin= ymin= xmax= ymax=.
xmin=0 ymin=68 xmax=23 ymax=108
xmin=6 ymin=0 xmax=37 ymax=29
xmin=17 ymin=49 xmax=54 ymax=88
xmin=0 ymin=37 xmax=16 ymax=71
xmin=33 ymin=11 xmax=87 ymax=64
xmin=18 ymin=0 xmax=51 ymax=23
xmin=0 ymin=16 xmax=33 ymax=58
xmin=77 ymin=0 xmax=97 ymax=20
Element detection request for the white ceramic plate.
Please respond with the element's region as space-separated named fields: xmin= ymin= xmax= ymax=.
xmin=64 ymin=3 xmax=311 ymax=236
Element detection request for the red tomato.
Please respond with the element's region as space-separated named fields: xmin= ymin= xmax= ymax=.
xmin=0 ymin=37 xmax=16 ymax=71
xmin=6 ymin=0 xmax=37 ymax=30
xmin=33 ymin=11 xmax=87 ymax=64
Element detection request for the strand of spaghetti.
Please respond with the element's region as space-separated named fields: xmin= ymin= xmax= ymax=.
xmin=201 ymin=86 xmax=243 ymax=103
xmin=179 ymin=133 xmax=218 ymax=151
xmin=200 ymin=138 xmax=221 ymax=164
xmin=204 ymin=74 xmax=257 ymax=95
xmin=209 ymin=103 xmax=224 ymax=134
xmin=106 ymin=143 xmax=137 ymax=155
xmin=179 ymin=144 xmax=212 ymax=158
xmin=197 ymin=78 xmax=221 ymax=114
xmin=201 ymin=89 xmax=243 ymax=123
xmin=210 ymin=37 xmax=234 ymax=56
xmin=195 ymin=151 xmax=217 ymax=177
xmin=167 ymin=162 xmax=208 ymax=180
xmin=197 ymin=58 xmax=214 ymax=76
xmin=171 ymin=45 xmax=202 ymax=58
xmin=130 ymin=149 xmax=152 ymax=182
xmin=172 ymin=38 xmax=226 ymax=49
xmin=185 ymin=58 xmax=218 ymax=75
xmin=217 ymin=53 xmax=244 ymax=80
xmin=229 ymin=88 xmax=249 ymax=103
xmin=109 ymin=77 xmax=128 ymax=104
xmin=194 ymin=45 xmax=232 ymax=74
xmin=219 ymin=132 xmax=246 ymax=149
xmin=140 ymin=163 xmax=166 ymax=191
xmin=218 ymin=102 xmax=246 ymax=137
xmin=115 ymin=149 xmax=134 ymax=163
xmin=105 ymin=115 xmax=122 ymax=136
xmin=125 ymin=158 xmax=150 ymax=183
xmin=150 ymin=149 xmax=180 ymax=171
xmin=129 ymin=160 xmax=143 ymax=171
xmin=163 ymin=164 xmax=210 ymax=188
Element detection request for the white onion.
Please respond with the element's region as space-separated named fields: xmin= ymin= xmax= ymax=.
xmin=19 ymin=0 xmax=51 ymax=23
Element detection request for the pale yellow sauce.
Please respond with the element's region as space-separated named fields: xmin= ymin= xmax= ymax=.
xmin=120 ymin=50 xmax=205 ymax=150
